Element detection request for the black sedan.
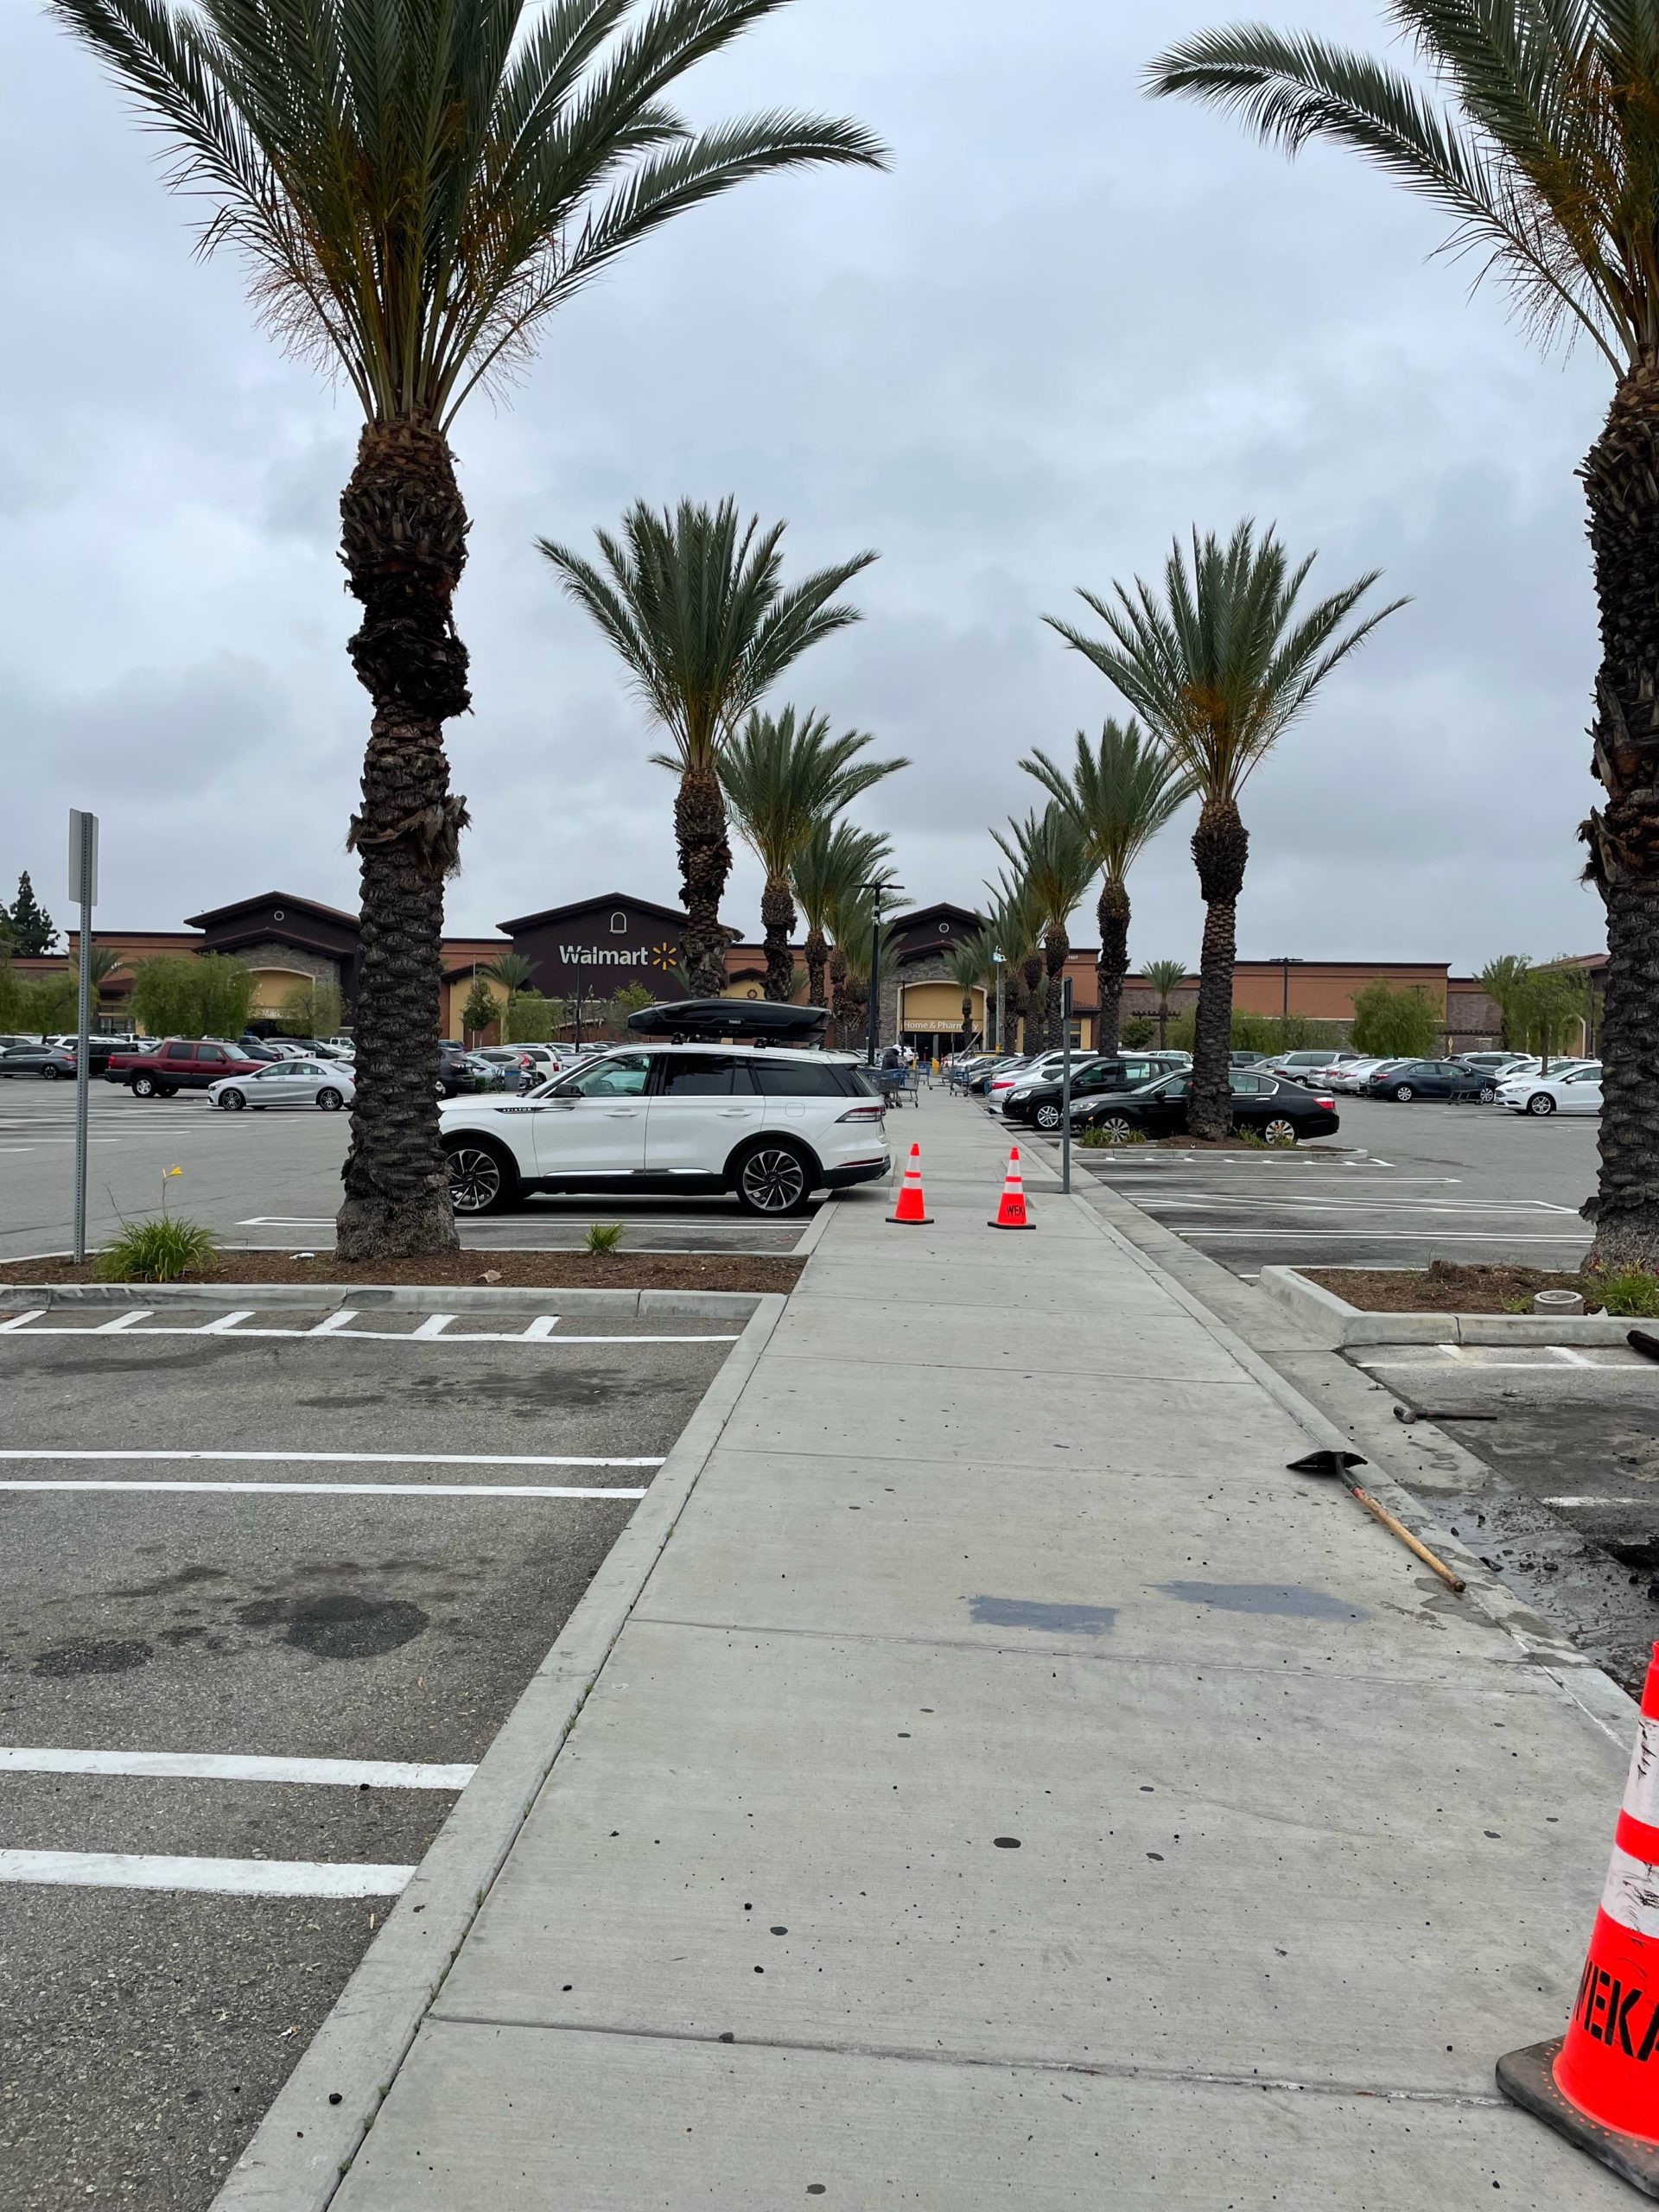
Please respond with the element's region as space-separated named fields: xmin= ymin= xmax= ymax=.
xmin=1071 ymin=1069 xmax=1340 ymax=1145
xmin=1363 ymin=1058 xmax=1495 ymax=1103
xmin=1002 ymin=1052 xmax=1185 ymax=1131
xmin=0 ymin=1044 xmax=76 ymax=1079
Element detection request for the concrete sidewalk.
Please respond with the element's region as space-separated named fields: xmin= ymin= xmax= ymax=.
xmin=308 ymin=1095 xmax=1633 ymax=2208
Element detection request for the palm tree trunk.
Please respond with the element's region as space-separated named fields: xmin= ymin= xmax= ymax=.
xmin=1020 ymin=952 xmax=1044 ymax=1053
xmin=676 ymin=766 xmax=732 ymax=997
xmin=1043 ymin=926 xmax=1069 ymax=1050
xmin=1156 ymin=995 xmax=1169 ymax=1050
xmin=761 ymin=874 xmax=797 ymax=1001
xmin=1582 ymin=370 xmax=1659 ymax=1267
xmin=961 ymin=991 xmax=973 ymax=1050
xmin=1190 ymin=798 xmax=1249 ymax=1142
xmin=804 ymin=927 xmax=829 ymax=1012
xmin=1096 ymin=879 xmax=1129 ymax=1057
xmin=335 ymin=418 xmax=472 ymax=1262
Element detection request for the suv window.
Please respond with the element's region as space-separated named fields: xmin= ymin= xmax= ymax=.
xmin=196 ymin=1045 xmax=229 ymax=1065
xmin=751 ymin=1062 xmax=849 ymax=1097
xmin=655 ymin=1053 xmax=755 ymax=1097
xmin=566 ymin=1053 xmax=652 ymax=1099
xmin=168 ymin=1043 xmax=199 ymax=1063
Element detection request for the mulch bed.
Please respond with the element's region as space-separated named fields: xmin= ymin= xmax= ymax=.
xmin=0 ymin=1250 xmax=804 ymax=1294
xmin=1302 ymin=1260 xmax=1599 ymax=1314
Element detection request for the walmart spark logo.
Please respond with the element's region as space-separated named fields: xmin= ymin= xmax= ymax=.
xmin=649 ymin=941 xmax=680 ymax=971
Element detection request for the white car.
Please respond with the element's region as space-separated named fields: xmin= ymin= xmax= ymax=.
xmin=1268 ymin=1049 xmax=1363 ymax=1087
xmin=209 ymin=1058 xmax=356 ymax=1112
xmin=440 ymin=1043 xmax=891 ymax=1217
xmin=1327 ymin=1057 xmax=1396 ymax=1093
xmin=1499 ymin=1063 xmax=1603 ymax=1117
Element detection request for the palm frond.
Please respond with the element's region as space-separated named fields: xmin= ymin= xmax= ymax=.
xmin=1022 ymin=718 xmax=1195 ymax=884
xmin=50 ymin=0 xmax=890 ymax=425
xmin=1045 ymin=520 xmax=1406 ymax=804
xmin=718 ymin=705 xmax=906 ymax=880
xmin=1147 ymin=7 xmax=1653 ymax=371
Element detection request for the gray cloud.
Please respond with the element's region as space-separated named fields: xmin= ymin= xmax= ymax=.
xmin=0 ymin=0 xmax=1612 ymax=967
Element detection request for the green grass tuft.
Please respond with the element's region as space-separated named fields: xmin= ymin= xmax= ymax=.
xmin=584 ymin=1222 xmax=625 ymax=1255
xmin=1596 ymin=1268 xmax=1659 ymax=1318
xmin=97 ymin=1217 xmax=219 ymax=1283
xmin=1078 ymin=1123 xmax=1145 ymax=1148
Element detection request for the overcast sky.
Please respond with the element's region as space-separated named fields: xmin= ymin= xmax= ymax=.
xmin=0 ymin=0 xmax=1611 ymax=971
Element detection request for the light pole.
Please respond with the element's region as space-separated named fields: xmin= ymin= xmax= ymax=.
xmin=993 ymin=950 xmax=1006 ymax=1052
xmin=67 ymin=810 xmax=98 ymax=1266
xmin=857 ymin=880 xmax=903 ymax=1064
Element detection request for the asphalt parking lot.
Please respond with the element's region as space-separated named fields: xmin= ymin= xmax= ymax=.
xmin=0 ymin=1085 xmax=811 ymax=1261
xmin=1050 ymin=1091 xmax=1596 ymax=1275
xmin=0 ymin=1297 xmax=741 ymax=2211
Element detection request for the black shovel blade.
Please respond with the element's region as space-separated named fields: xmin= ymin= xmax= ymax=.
xmin=1287 ymin=1449 xmax=1368 ymax=1476
xmin=1629 ymin=1329 xmax=1659 ymax=1364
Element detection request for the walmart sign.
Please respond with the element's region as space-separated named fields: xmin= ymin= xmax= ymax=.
xmin=558 ymin=939 xmax=682 ymax=971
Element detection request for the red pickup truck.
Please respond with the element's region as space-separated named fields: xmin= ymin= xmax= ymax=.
xmin=105 ymin=1039 xmax=266 ymax=1098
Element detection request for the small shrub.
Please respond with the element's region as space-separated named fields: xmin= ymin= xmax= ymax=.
xmin=1078 ymin=1123 xmax=1144 ymax=1149
xmin=584 ymin=1222 xmax=625 ymax=1255
xmin=98 ymin=1217 xmax=219 ymax=1283
xmin=1596 ymin=1268 xmax=1659 ymax=1318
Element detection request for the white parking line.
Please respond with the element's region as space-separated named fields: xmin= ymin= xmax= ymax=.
xmin=0 ymin=1850 xmax=414 ymax=1897
xmin=0 ymin=1316 xmax=738 ymax=1344
xmin=0 ymin=1748 xmax=474 ymax=1789
xmin=0 ymin=1480 xmax=649 ymax=1498
xmin=1544 ymin=1496 xmax=1659 ymax=1510
xmin=1179 ymin=1230 xmax=1590 ymax=1243
xmin=0 ymin=1448 xmax=660 ymax=1466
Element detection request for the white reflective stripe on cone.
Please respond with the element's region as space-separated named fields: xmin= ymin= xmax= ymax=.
xmin=1624 ymin=1717 xmax=1659 ymax=1827
xmin=1600 ymin=1842 xmax=1659 ymax=1940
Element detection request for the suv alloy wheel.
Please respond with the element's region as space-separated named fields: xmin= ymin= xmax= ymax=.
xmin=734 ymin=1141 xmax=811 ymax=1216
xmin=131 ymin=1073 xmax=157 ymax=1098
xmin=1093 ymin=1114 xmax=1136 ymax=1145
xmin=444 ymin=1140 xmax=518 ymax=1216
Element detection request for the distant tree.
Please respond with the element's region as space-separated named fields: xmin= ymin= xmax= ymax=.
xmin=792 ymin=821 xmax=893 ymax=1013
xmin=1119 ymin=1014 xmax=1155 ymax=1048
xmin=1141 ymin=958 xmax=1189 ymax=1050
xmin=9 ymin=872 xmax=57 ymax=955
xmin=481 ymin=952 xmax=536 ymax=998
xmin=717 ymin=705 xmax=906 ymax=999
xmin=1351 ymin=982 xmax=1442 ymax=1061
xmin=73 ymin=943 xmax=126 ymax=996
xmin=276 ymin=976 xmax=344 ymax=1039
xmin=505 ymin=988 xmax=556 ymax=1045
xmin=20 ymin=975 xmax=79 ymax=1033
xmin=461 ymin=975 xmax=499 ymax=1045
xmin=1523 ymin=966 xmax=1592 ymax=1073
xmin=1478 ymin=955 xmax=1535 ymax=1049
xmin=611 ymin=982 xmax=657 ymax=1024
xmin=944 ymin=931 xmax=995 ymax=1049
xmin=1231 ymin=1010 xmax=1283 ymax=1055
xmin=130 ymin=954 xmax=253 ymax=1039
xmin=992 ymin=806 xmax=1092 ymax=1050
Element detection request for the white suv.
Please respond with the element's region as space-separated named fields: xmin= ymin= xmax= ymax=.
xmin=440 ymin=1044 xmax=892 ymax=1217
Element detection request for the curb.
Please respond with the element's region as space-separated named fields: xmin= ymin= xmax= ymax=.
xmin=207 ymin=1291 xmax=787 ymax=2212
xmin=1258 ymin=1264 xmax=1637 ymax=1348
xmin=0 ymin=1281 xmax=766 ymax=1321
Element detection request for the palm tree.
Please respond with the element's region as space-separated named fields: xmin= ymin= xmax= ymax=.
xmin=824 ymin=889 xmax=901 ymax=1054
xmin=1141 ymin=957 xmax=1190 ymax=1051
xmin=991 ymin=807 xmax=1092 ymax=1051
xmin=481 ymin=951 xmax=536 ymax=997
xmin=717 ymin=707 xmax=906 ymax=1000
xmin=1147 ymin=11 xmax=1659 ymax=1248
xmin=944 ymin=929 xmax=995 ymax=1050
xmin=72 ymin=943 xmax=126 ymax=992
xmin=539 ymin=500 xmax=877 ymax=995
xmin=986 ymin=874 xmax=1046 ymax=1055
xmin=53 ymin=0 xmax=884 ymax=1258
xmin=1047 ymin=523 xmax=1402 ymax=1138
xmin=791 ymin=820 xmax=891 ymax=1013
xmin=1022 ymin=721 xmax=1194 ymax=1054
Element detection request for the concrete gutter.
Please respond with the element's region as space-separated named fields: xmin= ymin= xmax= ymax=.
xmin=208 ymin=1289 xmax=786 ymax=2212
xmin=1258 ymin=1262 xmax=1638 ymax=1348
xmin=0 ymin=1281 xmax=766 ymax=1320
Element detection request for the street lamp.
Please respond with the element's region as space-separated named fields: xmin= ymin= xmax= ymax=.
xmin=1273 ymin=956 xmax=1306 ymax=1023
xmin=857 ymin=879 xmax=904 ymax=1064
xmin=992 ymin=949 xmax=1006 ymax=1052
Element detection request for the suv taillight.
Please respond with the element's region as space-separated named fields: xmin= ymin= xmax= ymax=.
xmin=837 ymin=1103 xmax=886 ymax=1122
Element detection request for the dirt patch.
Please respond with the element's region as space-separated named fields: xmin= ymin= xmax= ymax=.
xmin=0 ymin=1249 xmax=803 ymax=1294
xmin=1302 ymin=1260 xmax=1600 ymax=1314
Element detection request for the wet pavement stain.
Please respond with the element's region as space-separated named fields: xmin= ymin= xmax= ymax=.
xmin=32 ymin=1637 xmax=153 ymax=1677
xmin=232 ymin=1592 xmax=429 ymax=1657
xmin=1154 ymin=1580 xmax=1364 ymax=1621
xmin=968 ymin=1595 xmax=1117 ymax=1636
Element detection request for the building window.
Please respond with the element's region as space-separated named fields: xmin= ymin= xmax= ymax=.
xmin=610 ymin=911 xmax=627 ymax=934
xmin=938 ymin=920 xmax=950 ymax=934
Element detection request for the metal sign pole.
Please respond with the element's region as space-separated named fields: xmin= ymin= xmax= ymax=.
xmin=1060 ymin=976 xmax=1073 ymax=1195
xmin=67 ymin=810 xmax=99 ymax=1265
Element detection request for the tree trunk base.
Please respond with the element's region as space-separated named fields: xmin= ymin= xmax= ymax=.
xmin=335 ymin=1186 xmax=461 ymax=1265
xmin=1589 ymin=1210 xmax=1659 ymax=1272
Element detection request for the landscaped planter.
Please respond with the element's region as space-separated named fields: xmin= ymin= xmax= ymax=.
xmin=1259 ymin=1265 xmax=1640 ymax=1348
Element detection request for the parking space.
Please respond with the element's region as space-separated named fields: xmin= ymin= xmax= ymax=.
xmin=0 ymin=1300 xmax=739 ymax=2210
xmin=1041 ymin=1091 xmax=1597 ymax=1275
xmin=0 ymin=1086 xmax=812 ymax=1261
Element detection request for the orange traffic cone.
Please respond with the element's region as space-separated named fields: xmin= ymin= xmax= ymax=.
xmin=988 ymin=1145 xmax=1034 ymax=1230
xmin=887 ymin=1142 xmax=933 ymax=1225
xmin=1497 ymin=1639 xmax=1659 ymax=2193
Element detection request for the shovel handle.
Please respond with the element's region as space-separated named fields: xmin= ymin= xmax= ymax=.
xmin=1350 ymin=1484 xmax=1466 ymax=1594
